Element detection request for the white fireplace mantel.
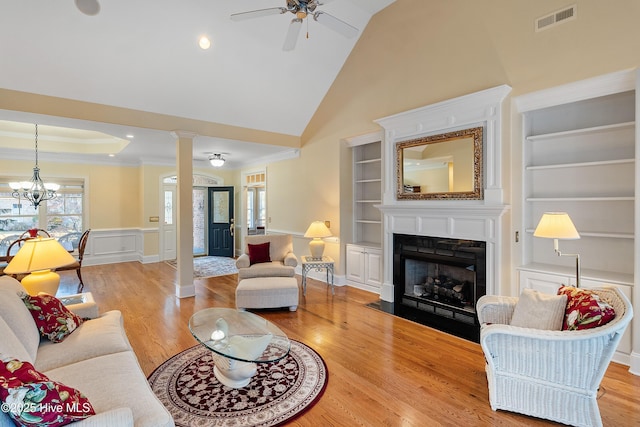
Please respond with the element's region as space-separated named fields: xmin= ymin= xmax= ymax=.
xmin=373 ymin=85 xmax=512 ymax=302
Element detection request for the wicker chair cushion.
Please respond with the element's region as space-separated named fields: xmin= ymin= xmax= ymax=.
xmin=558 ymin=286 xmax=616 ymax=331
xmin=510 ymin=288 xmax=567 ymax=330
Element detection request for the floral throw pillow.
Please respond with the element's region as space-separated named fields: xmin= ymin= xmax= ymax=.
xmin=557 ymin=286 xmax=616 ymax=331
xmin=21 ymin=293 xmax=84 ymax=343
xmin=0 ymin=359 xmax=95 ymax=426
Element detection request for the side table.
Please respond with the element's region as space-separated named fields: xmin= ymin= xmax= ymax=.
xmin=59 ymin=292 xmax=99 ymax=319
xmin=301 ymin=256 xmax=334 ymax=295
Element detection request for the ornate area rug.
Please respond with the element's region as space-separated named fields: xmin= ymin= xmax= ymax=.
xmin=165 ymin=256 xmax=238 ymax=278
xmin=148 ymin=340 xmax=328 ymax=426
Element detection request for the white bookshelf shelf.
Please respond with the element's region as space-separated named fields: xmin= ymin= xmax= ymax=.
xmin=526 ymin=158 xmax=634 ymax=171
xmin=525 ymin=121 xmax=635 ymax=142
xmin=355 ymin=158 xmax=381 ymax=165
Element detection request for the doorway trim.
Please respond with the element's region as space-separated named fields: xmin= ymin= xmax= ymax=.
xmin=159 ymin=172 xmax=224 ymax=261
xmin=240 ymin=168 xmax=267 ymax=256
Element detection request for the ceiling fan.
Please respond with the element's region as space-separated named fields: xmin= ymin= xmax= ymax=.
xmin=231 ymin=0 xmax=359 ymax=51
xmin=74 ymin=0 xmax=100 ymax=16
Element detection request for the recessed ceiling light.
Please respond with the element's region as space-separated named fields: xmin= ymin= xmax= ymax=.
xmin=199 ymin=36 xmax=211 ymax=50
xmin=126 ymin=134 xmax=134 ymax=139
xmin=108 ymin=154 xmax=115 ymax=157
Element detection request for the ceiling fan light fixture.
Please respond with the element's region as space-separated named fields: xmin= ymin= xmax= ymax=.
xmin=209 ymin=154 xmax=225 ymax=167
xmin=296 ymin=11 xmax=307 ymax=19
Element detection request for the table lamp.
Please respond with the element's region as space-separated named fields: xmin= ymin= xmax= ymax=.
xmin=304 ymin=221 xmax=332 ymax=259
xmin=533 ymin=212 xmax=581 ymax=287
xmin=4 ymin=237 xmax=77 ymax=296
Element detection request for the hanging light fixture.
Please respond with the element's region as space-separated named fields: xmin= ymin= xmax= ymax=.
xmin=10 ymin=124 xmax=60 ymax=208
xmin=209 ymin=154 xmax=226 ymax=167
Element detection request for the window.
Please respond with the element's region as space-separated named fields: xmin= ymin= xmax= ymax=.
xmin=246 ymin=187 xmax=266 ymax=231
xmin=244 ymin=171 xmax=267 ymax=235
xmin=247 ymin=189 xmax=255 ymax=229
xmin=0 ymin=179 xmax=85 ymax=241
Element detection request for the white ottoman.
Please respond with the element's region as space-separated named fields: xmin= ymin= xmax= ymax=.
xmin=236 ymin=277 xmax=299 ymax=312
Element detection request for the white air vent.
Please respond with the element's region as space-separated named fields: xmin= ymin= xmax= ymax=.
xmin=536 ymin=4 xmax=577 ymax=32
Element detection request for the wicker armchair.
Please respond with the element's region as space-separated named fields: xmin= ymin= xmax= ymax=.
xmin=477 ymin=287 xmax=633 ymax=427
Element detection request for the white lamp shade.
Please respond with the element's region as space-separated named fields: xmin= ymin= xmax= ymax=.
xmin=4 ymin=237 xmax=77 ymax=274
xmin=304 ymin=221 xmax=332 ymax=259
xmin=304 ymin=221 xmax=332 ymax=238
xmin=533 ymin=212 xmax=580 ymax=240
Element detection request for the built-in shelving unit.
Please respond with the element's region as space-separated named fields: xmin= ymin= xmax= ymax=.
xmin=345 ymin=135 xmax=383 ymax=294
xmin=521 ymin=90 xmax=636 ymax=284
xmin=353 ymin=140 xmax=382 ymax=246
xmin=515 ymin=72 xmax=638 ymax=367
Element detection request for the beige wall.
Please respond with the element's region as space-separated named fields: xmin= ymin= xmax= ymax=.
xmin=2 ymin=0 xmax=640 ymax=276
xmin=295 ymin=0 xmax=640 ymax=276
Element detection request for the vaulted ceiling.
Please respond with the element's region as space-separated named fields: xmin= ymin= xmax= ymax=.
xmin=0 ymin=0 xmax=395 ymax=167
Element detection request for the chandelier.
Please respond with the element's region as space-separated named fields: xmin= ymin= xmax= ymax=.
xmin=209 ymin=154 xmax=226 ymax=167
xmin=10 ymin=124 xmax=60 ymax=208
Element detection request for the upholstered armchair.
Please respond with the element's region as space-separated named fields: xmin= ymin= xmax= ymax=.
xmin=236 ymin=234 xmax=298 ymax=280
xmin=477 ymin=287 xmax=633 ymax=427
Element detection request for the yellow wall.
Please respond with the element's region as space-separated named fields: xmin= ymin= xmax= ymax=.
xmin=1 ymin=158 xmax=140 ymax=229
xmin=0 ymin=158 xmax=241 ymax=258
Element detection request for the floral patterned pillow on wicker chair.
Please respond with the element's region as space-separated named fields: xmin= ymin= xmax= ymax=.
xmin=557 ymin=286 xmax=616 ymax=331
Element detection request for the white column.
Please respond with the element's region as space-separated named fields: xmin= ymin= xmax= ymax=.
xmin=172 ymin=130 xmax=197 ymax=298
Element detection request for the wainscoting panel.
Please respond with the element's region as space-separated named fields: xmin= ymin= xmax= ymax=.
xmin=83 ymin=229 xmax=142 ymax=266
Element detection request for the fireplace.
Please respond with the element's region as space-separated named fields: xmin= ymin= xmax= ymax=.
xmin=393 ymin=234 xmax=486 ymax=342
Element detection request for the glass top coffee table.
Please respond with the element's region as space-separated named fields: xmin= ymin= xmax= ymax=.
xmin=189 ymin=307 xmax=290 ymax=388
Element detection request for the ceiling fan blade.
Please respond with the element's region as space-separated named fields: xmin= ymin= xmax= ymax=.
xmin=283 ymin=18 xmax=303 ymax=51
xmin=231 ymin=7 xmax=287 ymax=21
xmin=75 ymin=0 xmax=100 ymax=16
xmin=313 ymin=11 xmax=359 ymax=39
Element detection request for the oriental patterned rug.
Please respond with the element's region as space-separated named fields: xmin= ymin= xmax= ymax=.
xmin=165 ymin=256 xmax=238 ymax=278
xmin=148 ymin=340 xmax=328 ymax=427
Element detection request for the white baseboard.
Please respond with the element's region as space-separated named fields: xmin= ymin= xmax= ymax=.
xmin=141 ymin=254 xmax=160 ymax=264
xmin=380 ymin=282 xmax=394 ymax=302
xmin=346 ymin=280 xmax=380 ymax=295
xmin=628 ymin=351 xmax=640 ymax=376
xmin=295 ymin=265 xmax=345 ymax=287
xmin=175 ymin=284 xmax=196 ymax=298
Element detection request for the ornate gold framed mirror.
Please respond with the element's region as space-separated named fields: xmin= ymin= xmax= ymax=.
xmin=396 ymin=126 xmax=483 ymax=200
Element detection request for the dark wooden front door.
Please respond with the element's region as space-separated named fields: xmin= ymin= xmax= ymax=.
xmin=208 ymin=186 xmax=234 ymax=257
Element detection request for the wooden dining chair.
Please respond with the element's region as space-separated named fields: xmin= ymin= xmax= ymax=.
xmin=55 ymin=229 xmax=91 ymax=292
xmin=19 ymin=229 xmax=51 ymax=239
xmin=3 ymin=238 xmax=31 ymax=280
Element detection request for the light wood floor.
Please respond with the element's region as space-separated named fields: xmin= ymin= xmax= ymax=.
xmin=57 ymin=262 xmax=640 ymax=426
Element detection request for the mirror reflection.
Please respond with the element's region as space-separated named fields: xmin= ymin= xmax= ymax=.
xmin=396 ymin=127 xmax=483 ymax=200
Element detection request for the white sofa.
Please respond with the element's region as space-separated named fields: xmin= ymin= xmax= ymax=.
xmin=0 ymin=275 xmax=174 ymax=427
xmin=477 ymin=287 xmax=633 ymax=427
